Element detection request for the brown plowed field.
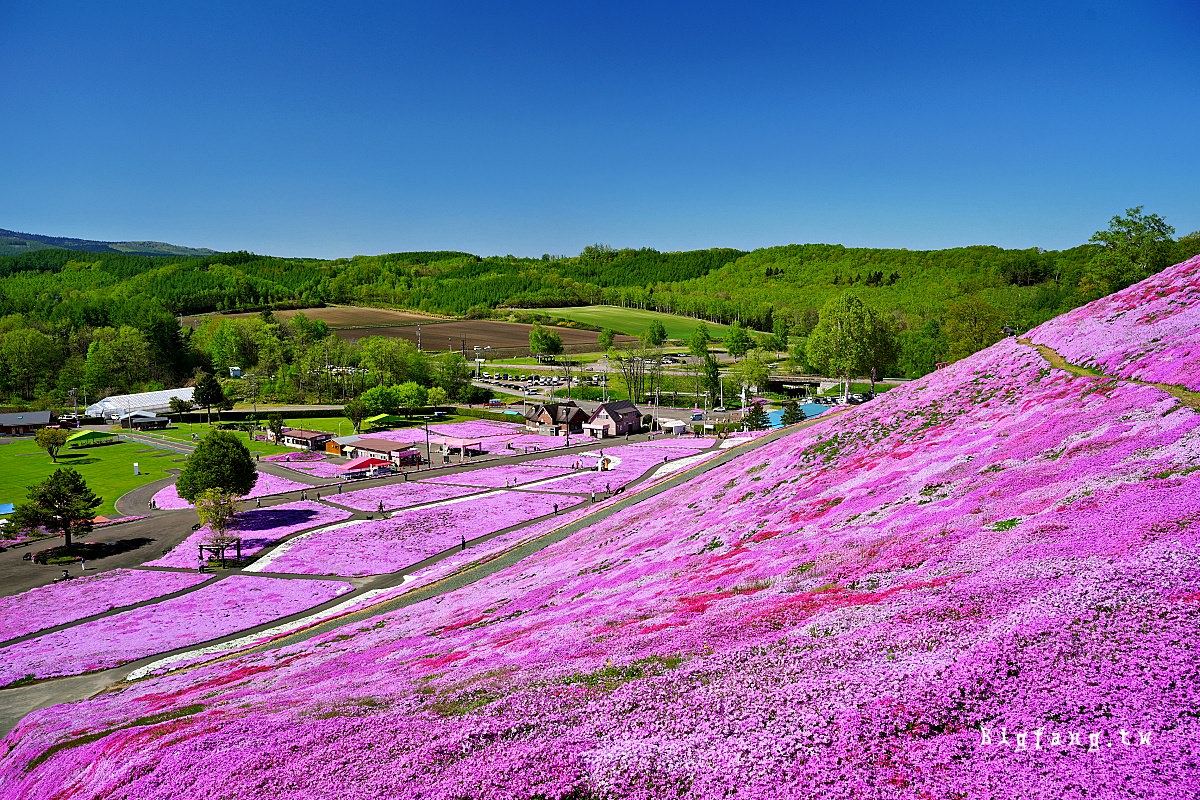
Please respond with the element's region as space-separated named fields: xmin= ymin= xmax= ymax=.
xmin=183 ymin=306 xmax=634 ymax=355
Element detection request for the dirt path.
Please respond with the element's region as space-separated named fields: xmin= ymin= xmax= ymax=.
xmin=1019 ymin=337 xmax=1200 ymax=410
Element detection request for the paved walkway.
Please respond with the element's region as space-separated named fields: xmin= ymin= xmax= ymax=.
xmin=0 ymin=422 xmax=821 ymax=737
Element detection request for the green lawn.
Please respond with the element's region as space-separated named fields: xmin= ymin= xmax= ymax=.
xmin=543 ymin=306 xmax=744 ymax=341
xmin=0 ymin=436 xmax=180 ymax=518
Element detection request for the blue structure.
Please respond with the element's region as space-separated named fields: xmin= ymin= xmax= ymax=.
xmin=767 ymin=403 xmax=830 ymax=429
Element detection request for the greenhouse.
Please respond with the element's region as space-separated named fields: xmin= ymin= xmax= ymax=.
xmin=84 ymin=387 xmax=195 ymax=420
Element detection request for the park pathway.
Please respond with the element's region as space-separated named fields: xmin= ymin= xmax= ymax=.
xmin=0 ymin=420 xmax=828 ymax=737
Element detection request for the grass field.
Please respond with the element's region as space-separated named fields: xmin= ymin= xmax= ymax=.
xmin=538 ymin=306 xmax=744 ymax=340
xmin=0 ymin=437 xmax=180 ymax=518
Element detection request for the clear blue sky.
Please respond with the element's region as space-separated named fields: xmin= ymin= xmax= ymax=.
xmin=2 ymin=1 xmax=1196 ymax=258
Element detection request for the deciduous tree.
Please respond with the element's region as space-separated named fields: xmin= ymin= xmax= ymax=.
xmin=34 ymin=427 xmax=72 ymax=462
xmin=528 ymin=324 xmax=563 ymax=360
xmin=943 ymin=298 xmax=1006 ymax=361
xmin=193 ymin=372 xmax=225 ymax=425
xmin=806 ymin=294 xmax=896 ymax=396
xmin=1083 ymin=206 xmax=1176 ymax=297
xmin=643 ymin=320 xmax=668 ymax=348
xmin=176 ymin=430 xmax=258 ymax=502
xmin=724 ymin=321 xmax=752 ymax=359
xmin=343 ymin=398 xmax=367 ymax=433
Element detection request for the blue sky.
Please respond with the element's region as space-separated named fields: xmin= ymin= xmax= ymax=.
xmin=2 ymin=1 xmax=1196 ymax=258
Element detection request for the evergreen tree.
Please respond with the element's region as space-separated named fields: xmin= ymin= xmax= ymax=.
xmin=781 ymin=398 xmax=806 ymax=425
xmin=744 ymin=402 xmax=770 ymax=430
xmin=9 ymin=468 xmax=102 ymax=550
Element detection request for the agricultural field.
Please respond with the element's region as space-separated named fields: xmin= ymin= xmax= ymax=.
xmin=534 ymin=305 xmax=743 ymax=340
xmin=188 ymin=305 xmax=636 ymax=354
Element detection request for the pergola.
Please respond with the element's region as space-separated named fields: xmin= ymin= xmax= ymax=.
xmin=198 ymin=535 xmax=242 ymax=569
xmin=429 ymin=436 xmax=483 ymax=463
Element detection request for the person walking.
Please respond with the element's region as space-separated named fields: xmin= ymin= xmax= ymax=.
xmin=461 ymin=534 xmax=466 ymax=551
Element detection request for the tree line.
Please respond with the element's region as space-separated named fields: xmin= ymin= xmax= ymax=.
xmin=0 ymin=208 xmax=1194 ymax=407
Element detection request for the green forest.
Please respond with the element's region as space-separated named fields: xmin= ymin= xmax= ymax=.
xmin=0 ymin=208 xmax=1195 ymax=409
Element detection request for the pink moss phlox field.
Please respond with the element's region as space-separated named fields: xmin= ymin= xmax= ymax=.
xmin=423 ymin=463 xmax=578 ymax=488
xmin=1029 ymin=253 xmax=1200 ymax=390
xmin=0 ymin=569 xmax=212 ymax=642
xmin=516 ymin=443 xmax=703 ymax=494
xmin=365 ymin=420 xmax=597 ymax=454
xmin=144 ymin=501 xmax=353 ymax=568
xmin=627 ymin=436 xmax=719 ymax=450
xmin=5 ymin=265 xmax=1200 ymax=798
xmin=331 ymin=481 xmax=480 ymax=512
xmin=268 ymin=460 xmax=349 ymax=479
xmin=253 ymin=491 xmax=576 ymax=577
xmin=150 ymin=471 xmax=311 ymax=509
xmin=261 ymin=451 xmax=324 ymax=463
xmin=0 ymin=575 xmax=352 ymax=686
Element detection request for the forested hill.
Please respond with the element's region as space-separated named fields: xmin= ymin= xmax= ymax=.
xmin=1 ymin=225 xmax=1198 ymax=406
xmin=0 ymin=228 xmax=216 ymax=257
xmin=4 ymin=239 xmax=1199 ymax=331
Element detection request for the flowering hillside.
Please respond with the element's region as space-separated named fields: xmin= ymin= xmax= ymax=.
xmin=3 ymin=263 xmax=1200 ymax=798
xmin=1028 ymin=253 xmax=1200 ymax=389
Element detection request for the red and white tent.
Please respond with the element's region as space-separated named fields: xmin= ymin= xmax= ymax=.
xmin=339 ymin=456 xmax=391 ymax=472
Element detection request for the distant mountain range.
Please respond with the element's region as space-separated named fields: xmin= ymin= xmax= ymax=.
xmin=0 ymin=228 xmax=216 ymax=257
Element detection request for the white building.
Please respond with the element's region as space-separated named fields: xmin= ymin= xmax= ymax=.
xmin=85 ymin=387 xmax=196 ymax=420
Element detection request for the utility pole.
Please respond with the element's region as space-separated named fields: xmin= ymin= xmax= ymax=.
xmin=417 ymin=325 xmax=422 ymax=351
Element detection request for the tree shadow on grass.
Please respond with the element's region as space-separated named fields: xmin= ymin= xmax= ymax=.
xmin=55 ymin=456 xmax=100 ymax=465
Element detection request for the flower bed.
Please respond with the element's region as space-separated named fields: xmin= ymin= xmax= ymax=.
xmin=261 ymin=451 xmax=324 ymax=463
xmin=144 ymin=500 xmax=354 ymax=569
xmin=422 ymin=463 xmax=577 ymax=489
xmin=628 ymin=436 xmax=719 ymax=450
xmin=1029 ymin=253 xmax=1200 ymax=390
xmin=0 ymin=575 xmax=353 ymax=686
xmin=6 ymin=268 xmax=1200 ymax=798
xmin=331 ymin=481 xmax=480 ymax=513
xmin=150 ymin=471 xmax=312 ymax=510
xmin=247 ymin=491 xmax=576 ymax=576
xmin=269 ymin=460 xmax=349 ymax=479
xmin=0 ymin=570 xmax=213 ymax=642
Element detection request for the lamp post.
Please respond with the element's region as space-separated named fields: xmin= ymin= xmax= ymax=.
xmin=424 ymin=415 xmax=431 ymax=470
